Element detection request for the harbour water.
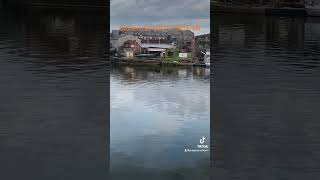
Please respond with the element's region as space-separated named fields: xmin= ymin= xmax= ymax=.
xmin=213 ymin=14 xmax=320 ymax=179
xmin=0 ymin=8 xmax=108 ymax=179
xmin=111 ymin=65 xmax=210 ymax=180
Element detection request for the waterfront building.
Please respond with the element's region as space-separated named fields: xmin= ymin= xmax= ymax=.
xmin=110 ymin=34 xmax=141 ymax=52
xmin=120 ymin=40 xmax=141 ymax=55
xmin=111 ymin=30 xmax=120 ymax=37
xmin=110 ymin=28 xmax=196 ymax=57
xmin=119 ymin=29 xmax=195 ymax=52
xmin=140 ymin=43 xmax=175 ymax=55
xmin=195 ymin=34 xmax=210 ymax=51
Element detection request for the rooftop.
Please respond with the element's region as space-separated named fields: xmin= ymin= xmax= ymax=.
xmin=141 ymin=43 xmax=175 ymax=49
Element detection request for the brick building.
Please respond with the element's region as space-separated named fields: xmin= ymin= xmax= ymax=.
xmin=119 ymin=40 xmax=141 ymax=55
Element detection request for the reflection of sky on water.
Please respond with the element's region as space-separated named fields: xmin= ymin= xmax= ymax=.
xmin=111 ymin=66 xmax=209 ymax=174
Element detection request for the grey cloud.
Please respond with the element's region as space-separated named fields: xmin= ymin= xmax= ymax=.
xmin=111 ymin=0 xmax=210 ymax=35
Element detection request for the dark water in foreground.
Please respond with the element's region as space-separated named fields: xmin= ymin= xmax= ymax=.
xmin=213 ymin=14 xmax=320 ymax=179
xmin=0 ymin=9 xmax=108 ymax=179
xmin=111 ymin=65 xmax=210 ymax=180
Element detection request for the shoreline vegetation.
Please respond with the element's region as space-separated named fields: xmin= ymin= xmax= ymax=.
xmin=212 ymin=0 xmax=305 ymax=8
xmin=111 ymin=57 xmax=207 ymax=67
xmin=111 ymin=51 xmax=209 ymax=67
xmin=1 ymin=1 xmax=108 ymax=10
xmin=212 ymin=0 xmax=315 ymax=16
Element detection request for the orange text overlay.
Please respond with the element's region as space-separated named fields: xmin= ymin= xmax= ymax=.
xmin=120 ymin=25 xmax=201 ymax=32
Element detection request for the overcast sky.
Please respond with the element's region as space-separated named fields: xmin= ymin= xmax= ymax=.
xmin=110 ymin=0 xmax=210 ymax=35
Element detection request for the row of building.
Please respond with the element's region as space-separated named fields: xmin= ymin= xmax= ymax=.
xmin=110 ymin=28 xmax=196 ymax=58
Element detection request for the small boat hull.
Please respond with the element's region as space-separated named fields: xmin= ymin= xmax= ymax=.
xmin=306 ymin=8 xmax=320 ymax=16
xmin=204 ymin=51 xmax=210 ymax=67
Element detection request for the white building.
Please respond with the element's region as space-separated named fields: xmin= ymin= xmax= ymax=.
xmin=140 ymin=43 xmax=175 ymax=54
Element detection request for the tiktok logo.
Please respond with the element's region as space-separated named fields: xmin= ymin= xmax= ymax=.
xmin=200 ymin=137 xmax=206 ymax=144
xmin=185 ymin=137 xmax=208 ymax=152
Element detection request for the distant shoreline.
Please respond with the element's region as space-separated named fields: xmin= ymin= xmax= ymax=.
xmin=212 ymin=2 xmax=308 ymax=16
xmin=25 ymin=3 xmax=107 ymax=11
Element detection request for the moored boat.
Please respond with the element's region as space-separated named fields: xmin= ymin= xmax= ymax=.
xmin=306 ymin=7 xmax=320 ymax=16
xmin=204 ymin=51 xmax=210 ymax=67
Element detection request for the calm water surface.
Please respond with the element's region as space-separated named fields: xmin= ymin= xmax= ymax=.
xmin=0 ymin=8 xmax=108 ymax=179
xmin=213 ymin=14 xmax=320 ymax=179
xmin=111 ymin=65 xmax=210 ymax=180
